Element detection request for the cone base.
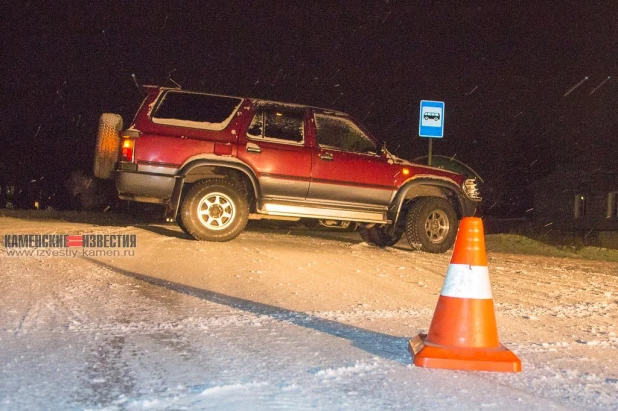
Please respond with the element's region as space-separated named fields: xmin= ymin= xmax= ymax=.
xmin=409 ymin=334 xmax=522 ymax=373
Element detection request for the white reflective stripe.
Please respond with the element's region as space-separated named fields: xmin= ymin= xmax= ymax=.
xmin=440 ymin=264 xmax=493 ymax=299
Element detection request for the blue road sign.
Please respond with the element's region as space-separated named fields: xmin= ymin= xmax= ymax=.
xmin=419 ymin=100 xmax=445 ymax=138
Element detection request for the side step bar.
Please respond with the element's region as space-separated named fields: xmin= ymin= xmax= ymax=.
xmin=257 ymin=202 xmax=389 ymax=224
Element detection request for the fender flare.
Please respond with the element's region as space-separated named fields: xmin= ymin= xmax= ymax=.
xmin=165 ymin=157 xmax=261 ymax=220
xmin=388 ymin=177 xmax=468 ymax=225
xmin=179 ymin=158 xmax=261 ymax=198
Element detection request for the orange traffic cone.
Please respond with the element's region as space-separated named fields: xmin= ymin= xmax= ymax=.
xmin=409 ymin=217 xmax=521 ymax=372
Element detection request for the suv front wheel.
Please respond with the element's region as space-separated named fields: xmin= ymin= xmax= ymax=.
xmin=179 ymin=179 xmax=249 ymax=242
xmin=405 ymin=197 xmax=458 ymax=253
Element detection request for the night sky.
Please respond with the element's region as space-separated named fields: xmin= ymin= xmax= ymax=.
xmin=2 ymin=1 xmax=618 ymax=214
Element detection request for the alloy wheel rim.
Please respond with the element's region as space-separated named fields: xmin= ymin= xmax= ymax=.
xmin=197 ymin=192 xmax=235 ymax=230
xmin=424 ymin=210 xmax=449 ymax=244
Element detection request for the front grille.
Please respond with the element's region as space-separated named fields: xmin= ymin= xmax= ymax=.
xmin=463 ymin=178 xmax=481 ymax=201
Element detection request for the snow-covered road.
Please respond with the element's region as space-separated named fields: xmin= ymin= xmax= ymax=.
xmin=1 ymin=213 xmax=617 ymax=410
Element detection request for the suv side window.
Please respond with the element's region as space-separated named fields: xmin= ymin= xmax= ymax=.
xmin=247 ymin=108 xmax=304 ymax=143
xmin=314 ymin=114 xmax=377 ymax=154
xmin=152 ymin=91 xmax=243 ymax=131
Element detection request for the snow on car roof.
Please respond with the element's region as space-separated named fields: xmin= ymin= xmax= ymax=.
xmin=145 ymin=85 xmax=349 ymax=117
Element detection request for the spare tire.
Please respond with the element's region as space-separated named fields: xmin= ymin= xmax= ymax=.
xmin=93 ymin=113 xmax=123 ymax=179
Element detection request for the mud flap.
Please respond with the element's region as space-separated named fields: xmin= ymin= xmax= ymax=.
xmin=165 ymin=177 xmax=185 ymax=222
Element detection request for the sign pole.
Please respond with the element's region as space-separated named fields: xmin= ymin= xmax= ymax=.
xmin=428 ymin=138 xmax=433 ymax=166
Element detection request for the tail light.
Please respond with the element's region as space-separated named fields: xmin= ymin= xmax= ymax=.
xmin=120 ymin=139 xmax=135 ymax=162
xmin=119 ymin=128 xmax=140 ymax=162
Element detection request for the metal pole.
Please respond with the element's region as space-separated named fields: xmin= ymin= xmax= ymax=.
xmin=428 ymin=138 xmax=433 ymax=166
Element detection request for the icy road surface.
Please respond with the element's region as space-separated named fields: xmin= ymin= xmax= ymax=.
xmin=1 ymin=213 xmax=617 ymax=410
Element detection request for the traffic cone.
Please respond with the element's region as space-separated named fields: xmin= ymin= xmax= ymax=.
xmin=408 ymin=217 xmax=521 ymax=372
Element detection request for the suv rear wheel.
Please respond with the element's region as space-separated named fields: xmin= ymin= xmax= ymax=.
xmin=179 ymin=179 xmax=249 ymax=242
xmin=405 ymin=197 xmax=458 ymax=253
xmin=359 ymin=225 xmax=403 ymax=247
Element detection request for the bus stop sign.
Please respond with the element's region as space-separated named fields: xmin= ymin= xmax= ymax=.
xmin=419 ymin=100 xmax=445 ymax=138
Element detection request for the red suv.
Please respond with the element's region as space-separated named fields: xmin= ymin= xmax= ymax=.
xmin=94 ymin=86 xmax=480 ymax=253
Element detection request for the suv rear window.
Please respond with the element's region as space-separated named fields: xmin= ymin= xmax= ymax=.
xmin=152 ymin=91 xmax=243 ymax=130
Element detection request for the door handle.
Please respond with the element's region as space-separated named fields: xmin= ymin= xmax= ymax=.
xmin=246 ymin=142 xmax=261 ymax=153
xmin=319 ymin=152 xmax=333 ymax=161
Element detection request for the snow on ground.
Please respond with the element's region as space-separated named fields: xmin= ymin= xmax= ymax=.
xmin=0 ymin=212 xmax=617 ymax=410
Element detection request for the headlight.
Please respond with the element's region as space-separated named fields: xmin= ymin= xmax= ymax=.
xmin=463 ymin=178 xmax=481 ymax=201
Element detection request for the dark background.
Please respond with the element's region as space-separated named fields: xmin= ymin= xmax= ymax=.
xmin=1 ymin=1 xmax=617 ymax=215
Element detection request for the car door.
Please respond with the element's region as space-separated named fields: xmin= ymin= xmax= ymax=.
xmin=307 ymin=112 xmax=396 ymax=207
xmin=237 ymin=106 xmax=312 ymax=201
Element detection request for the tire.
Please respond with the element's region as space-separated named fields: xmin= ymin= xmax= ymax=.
xmin=179 ymin=179 xmax=249 ymax=242
xmin=405 ymin=197 xmax=458 ymax=253
xmin=176 ymin=211 xmax=191 ymax=236
xmin=359 ymin=225 xmax=403 ymax=247
xmin=93 ymin=113 xmax=123 ymax=179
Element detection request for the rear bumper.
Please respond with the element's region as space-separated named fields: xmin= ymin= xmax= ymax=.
xmin=116 ymin=170 xmax=176 ymax=203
